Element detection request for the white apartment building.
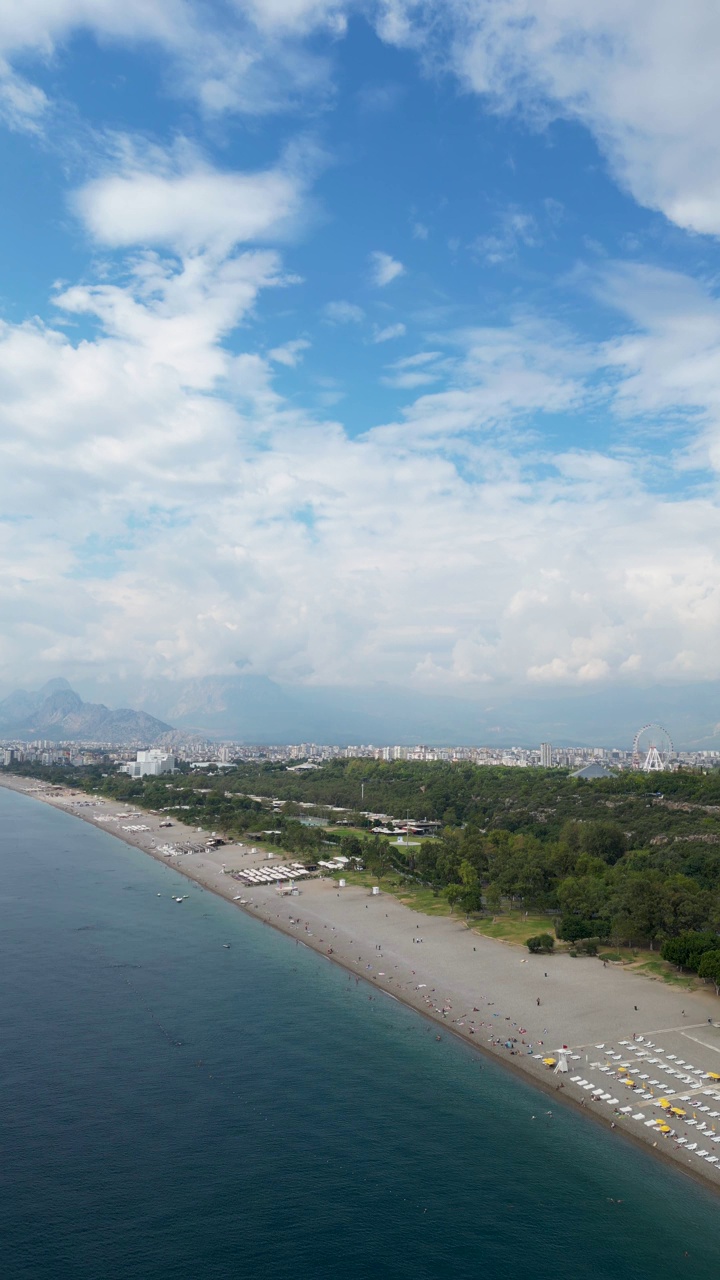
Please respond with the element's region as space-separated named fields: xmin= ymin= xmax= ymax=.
xmin=123 ymin=749 xmax=176 ymax=778
xmin=540 ymin=742 xmax=553 ymax=768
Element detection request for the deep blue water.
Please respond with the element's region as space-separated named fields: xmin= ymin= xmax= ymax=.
xmin=1 ymin=787 xmax=719 ymax=1279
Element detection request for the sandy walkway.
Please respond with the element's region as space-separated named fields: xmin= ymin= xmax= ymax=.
xmin=4 ymin=774 xmax=720 ymax=1194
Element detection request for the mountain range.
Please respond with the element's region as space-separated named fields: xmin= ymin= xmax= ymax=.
xmin=35 ymin=671 xmax=720 ymax=751
xmin=1 ymin=673 xmax=719 ymax=750
xmin=0 ymin=679 xmax=171 ymax=744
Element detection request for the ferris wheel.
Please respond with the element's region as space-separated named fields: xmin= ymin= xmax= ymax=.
xmin=632 ymin=723 xmax=674 ymax=772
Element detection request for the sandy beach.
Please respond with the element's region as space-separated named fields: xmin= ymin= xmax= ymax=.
xmin=4 ymin=773 xmax=720 ymax=1194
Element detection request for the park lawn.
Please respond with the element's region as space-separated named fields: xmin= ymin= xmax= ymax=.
xmin=596 ymin=947 xmax=699 ymax=987
xmin=395 ymin=885 xmax=453 ymax=915
xmin=624 ymin=953 xmax=700 ymax=988
xmin=471 ymin=911 xmax=557 ymax=946
xmin=335 ymin=870 xmax=452 ymax=915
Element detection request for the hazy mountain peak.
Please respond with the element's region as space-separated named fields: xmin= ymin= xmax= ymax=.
xmin=0 ymin=679 xmax=171 ymax=745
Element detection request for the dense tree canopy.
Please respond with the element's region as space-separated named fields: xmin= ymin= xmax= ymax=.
xmin=6 ymin=757 xmax=720 ymax=952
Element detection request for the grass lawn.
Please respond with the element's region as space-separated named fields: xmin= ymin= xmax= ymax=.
xmin=618 ymin=950 xmax=700 ymax=988
xmin=471 ymin=911 xmax=558 ymax=945
xmin=335 ymin=870 xmax=452 ymax=915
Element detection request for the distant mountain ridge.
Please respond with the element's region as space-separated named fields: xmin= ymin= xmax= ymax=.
xmin=0 ymin=679 xmax=171 ymax=744
xmin=68 ymin=672 xmax=720 ymax=749
xmin=2 ymin=672 xmax=719 ymax=749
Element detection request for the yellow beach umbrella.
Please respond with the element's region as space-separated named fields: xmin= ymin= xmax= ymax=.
xmin=658 ymin=1098 xmax=670 ymax=1109
xmin=624 ymin=1079 xmax=636 ymax=1087
xmin=657 ymin=1124 xmax=671 ymax=1134
xmin=670 ymin=1107 xmax=687 ymax=1117
xmin=708 ymin=1072 xmax=720 ymax=1081
xmin=543 ymin=1057 xmax=556 ymax=1067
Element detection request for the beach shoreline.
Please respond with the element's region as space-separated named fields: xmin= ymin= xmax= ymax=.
xmin=3 ymin=772 xmax=720 ymax=1197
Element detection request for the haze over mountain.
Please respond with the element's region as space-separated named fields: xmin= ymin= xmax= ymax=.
xmin=0 ymin=680 xmax=171 ymax=745
xmin=42 ymin=672 xmax=720 ymax=751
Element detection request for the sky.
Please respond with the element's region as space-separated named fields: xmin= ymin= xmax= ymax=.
xmin=3 ymin=1 xmax=720 ymax=737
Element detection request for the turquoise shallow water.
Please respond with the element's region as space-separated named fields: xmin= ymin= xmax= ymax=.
xmin=1 ymin=787 xmax=719 ymax=1280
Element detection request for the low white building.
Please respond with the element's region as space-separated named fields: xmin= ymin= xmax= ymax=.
xmin=123 ymin=749 xmax=176 ymax=778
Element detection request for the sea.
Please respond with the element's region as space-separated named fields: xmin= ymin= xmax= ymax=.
xmin=1 ymin=785 xmax=719 ymax=1280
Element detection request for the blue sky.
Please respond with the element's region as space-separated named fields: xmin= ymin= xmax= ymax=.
xmin=3 ymin=1 xmax=720 ymax=735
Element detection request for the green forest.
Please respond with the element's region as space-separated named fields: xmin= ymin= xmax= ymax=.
xmin=7 ymin=757 xmax=720 ymax=953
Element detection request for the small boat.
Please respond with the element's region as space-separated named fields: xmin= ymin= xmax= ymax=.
xmin=223 ymin=943 xmax=231 ymax=949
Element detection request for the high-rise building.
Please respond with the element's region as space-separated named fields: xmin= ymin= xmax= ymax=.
xmin=540 ymin=742 xmax=553 ymax=768
xmin=123 ymin=750 xmax=176 ymax=778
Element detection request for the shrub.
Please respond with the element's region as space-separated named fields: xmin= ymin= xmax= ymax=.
xmin=526 ymin=933 xmax=555 ymax=954
xmin=574 ymin=937 xmax=600 ymax=956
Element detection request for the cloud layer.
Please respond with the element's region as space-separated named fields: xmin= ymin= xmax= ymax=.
xmin=3 ymin=2 xmax=720 ymax=707
xmin=4 ymin=234 xmax=720 ymax=694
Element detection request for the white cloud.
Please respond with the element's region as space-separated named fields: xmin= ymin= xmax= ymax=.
xmin=0 ymin=0 xmax=353 ymax=125
xmin=0 ymin=62 xmax=48 ymax=132
xmin=74 ymin=141 xmax=314 ymax=254
xmin=592 ymin=262 xmax=720 ymax=469
xmin=377 ymin=1 xmax=720 ymax=236
xmin=373 ymin=322 xmax=406 ymax=342
xmin=269 ymin=337 xmax=311 ymax=366
xmin=5 ymin=251 xmax=720 ymax=695
xmin=323 ymin=300 xmax=365 ymax=323
xmin=472 ymin=209 xmax=539 ymax=264
xmin=237 ymin=1 xmax=348 ymax=35
xmin=369 ymin=250 xmax=405 ymax=286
